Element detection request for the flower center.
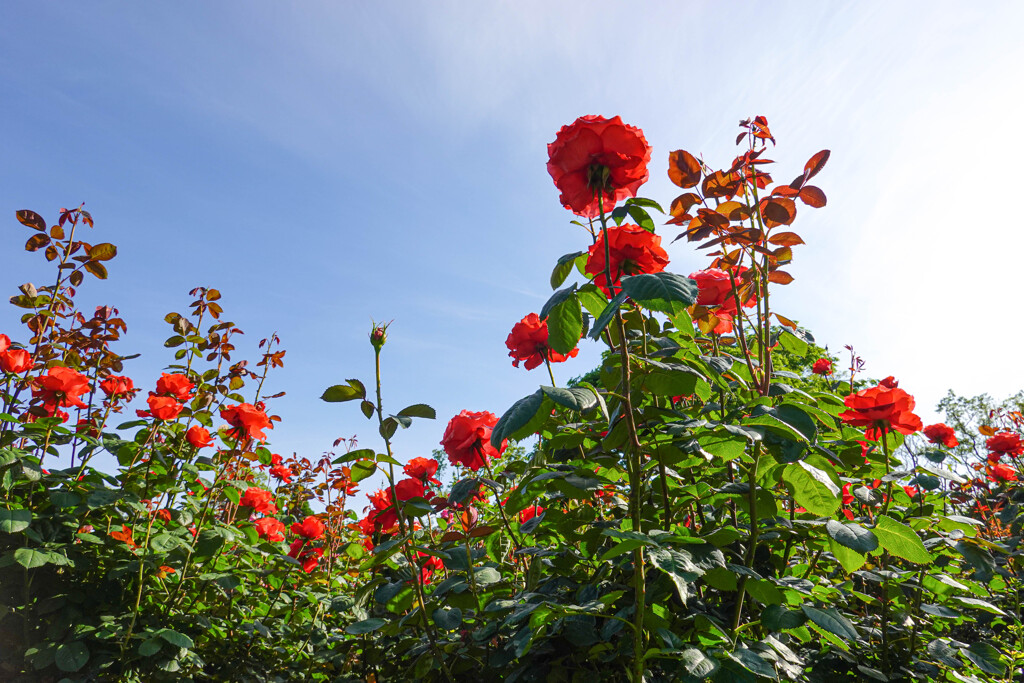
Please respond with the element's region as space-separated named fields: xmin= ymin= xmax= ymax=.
xmin=586 ymin=162 xmax=612 ymax=192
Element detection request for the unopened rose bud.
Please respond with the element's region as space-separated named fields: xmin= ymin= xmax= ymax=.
xmin=369 ymin=320 xmax=391 ymax=351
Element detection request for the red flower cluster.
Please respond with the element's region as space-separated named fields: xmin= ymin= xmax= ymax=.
xmin=811 ymin=359 xmax=833 ymax=376
xmin=268 ymin=453 xmax=292 ymax=482
xmin=155 ymin=373 xmax=194 ymax=401
xmin=441 ymin=410 xmax=506 ymax=471
xmin=138 ymin=372 xmax=194 ymax=422
xmin=0 ymin=335 xmax=31 ymax=374
xmin=585 ymin=224 xmax=669 ymax=296
xmin=32 ymin=366 xmax=90 ymax=421
xmin=838 ymin=376 xmax=923 ymax=440
xmin=923 ymin=423 xmax=958 ymax=449
xmin=288 ymin=539 xmax=324 ymax=573
xmin=221 ymin=402 xmax=273 ymax=443
xmin=986 ymin=431 xmax=1023 ymax=461
xmin=989 ymin=462 xmax=1017 ymax=483
xmin=547 ymin=115 xmax=651 ymax=217
xmin=505 ymin=313 xmax=579 ymax=371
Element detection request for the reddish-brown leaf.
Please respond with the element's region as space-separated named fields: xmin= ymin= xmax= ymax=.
xmin=798 ymin=186 xmax=827 ymax=208
xmin=84 ymin=260 xmax=108 ymax=280
xmin=670 ymin=192 xmax=702 ymax=217
xmin=69 ymin=269 xmax=84 ymax=287
xmin=803 ymin=150 xmax=830 ymax=181
xmin=767 ymin=232 xmax=804 ymax=247
xmin=25 ymin=233 xmax=50 ymax=252
xmin=751 ymin=116 xmax=774 ymax=142
xmin=44 ymin=246 xmax=58 ymax=262
xmin=16 ymin=210 xmax=46 ymax=231
xmin=760 ymin=197 xmax=797 ymax=228
xmin=703 ymin=170 xmax=741 ymax=199
xmin=716 ymin=200 xmax=751 ymax=222
xmin=88 ymin=243 xmax=118 ymax=262
xmin=775 ymin=313 xmax=798 ymax=330
xmin=49 ymin=225 xmax=64 ymax=240
xmin=668 ymin=150 xmax=702 ymax=188
xmin=771 ymin=185 xmax=800 ymax=198
xmin=768 ymin=270 xmax=794 ymax=285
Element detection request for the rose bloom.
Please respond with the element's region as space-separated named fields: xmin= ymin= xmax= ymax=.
xmin=505 ymin=313 xmax=579 ymax=371
xmin=154 ymin=509 xmax=172 ymax=523
xmin=239 ymin=487 xmax=277 ymax=514
xmin=986 ymin=431 xmax=1023 ymax=459
xmin=220 ymin=403 xmax=273 ymax=443
xmin=547 ymin=115 xmax=651 ymax=217
xmin=418 ymin=552 xmax=444 ymax=584
xmin=519 ymin=505 xmax=545 ymax=525
xmin=0 ymin=347 xmax=32 ymax=374
xmin=147 ymin=394 xmax=184 ymax=421
xmin=811 ymin=359 xmax=833 ymax=376
xmin=186 ymin=425 xmax=214 ymax=449
xmin=923 ymin=423 xmax=958 ymax=449
xmin=838 ymin=376 xmax=923 ymax=440
xmin=585 ymin=224 xmax=670 ymax=296
xmin=404 ymin=457 xmax=441 ymax=485
xmin=366 ymin=488 xmax=398 ymax=534
xmin=253 ymin=517 xmax=286 ymax=542
xmin=288 ymin=539 xmax=323 ymax=573
xmin=0 ymin=334 xmax=8 ymax=353
xmin=394 ymin=477 xmax=426 ymax=501
xmin=990 ymin=462 xmax=1017 ymax=483
xmin=33 ymin=366 xmax=91 ymax=416
xmin=688 ymin=268 xmax=733 ymax=308
xmin=291 ymin=515 xmax=325 ymax=541
xmin=441 ymin=410 xmax=506 ymax=471
xmin=155 ymin=372 xmax=194 ymax=401
xmin=100 ymin=375 xmax=134 ymax=398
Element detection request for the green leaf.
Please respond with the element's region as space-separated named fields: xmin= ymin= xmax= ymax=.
xmin=620 ymin=272 xmax=698 ymax=315
xmin=379 ymin=417 xmax=399 ymax=440
xmin=541 ymin=386 xmax=597 ymax=412
xmin=320 ymin=379 xmax=366 ymax=403
xmin=551 ymin=251 xmax=584 ymax=289
xmin=474 ymin=567 xmax=501 ymax=586
xmin=801 ymin=605 xmax=858 ymax=641
xmin=680 ymin=648 xmax=719 ymax=677
xmin=0 ymin=507 xmax=31 ymax=533
xmin=962 ymin=641 xmax=1005 ymax=676
xmin=761 ymin=605 xmax=807 ymax=631
xmin=360 ymin=401 xmax=375 ymax=419
xmin=349 ymin=460 xmax=377 ymax=483
xmin=546 ymin=292 xmax=583 ymax=355
xmin=139 ymin=638 xmax=163 ymax=656
xmin=873 ymin=514 xmax=932 ymax=564
xmin=588 ymin=290 xmax=629 ymax=339
xmin=157 ymin=628 xmax=194 ymax=649
xmin=782 ymin=461 xmax=840 ymax=516
xmin=345 ymin=618 xmax=387 ymax=635
xmin=491 ymin=390 xmax=545 ymax=447
xmin=577 ymin=283 xmax=608 ymax=317
xmin=432 ymin=607 xmax=463 ymax=631
xmin=828 ymin=540 xmax=867 ymax=573
xmin=539 ymin=284 xmax=577 ymax=320
xmin=825 ymin=520 xmax=878 ymax=553
xmin=14 ymin=548 xmax=53 ymax=569
xmin=778 ymin=329 xmax=808 ymax=356
xmin=55 ymin=641 xmax=89 ymax=672
xmin=649 ymin=547 xmax=703 ymax=604
xmin=397 ymin=404 xmax=435 ymax=419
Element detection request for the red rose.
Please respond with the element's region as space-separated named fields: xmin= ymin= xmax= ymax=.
xmin=32 ymin=366 xmax=90 ymax=415
xmin=841 ymin=483 xmax=854 ymax=506
xmin=441 ymin=410 xmax=506 ymax=471
xmin=220 ymin=403 xmax=273 ymax=443
xmin=288 ymin=539 xmax=323 ymax=573
xmin=547 ymin=115 xmax=651 ymax=218
xmin=155 ymin=373 xmax=194 ymax=401
xmin=186 ymin=426 xmax=214 ymax=449
xmin=259 ymin=516 xmax=288 ymax=539
xmin=154 ymin=509 xmax=172 ymax=523
xmin=0 ymin=348 xmax=31 ymax=374
xmin=838 ymin=379 xmax=923 ymax=440
xmin=366 ymin=488 xmax=398 ymax=534
xmin=505 ymin=313 xmax=580 ymax=370
xmin=990 ymin=462 xmax=1017 ymax=482
xmin=291 ymin=515 xmax=325 ymax=540
xmin=394 ymin=477 xmax=426 ymax=501
xmin=417 ymin=552 xmax=444 ymax=584
xmin=403 ymin=456 xmax=440 ymax=485
xmin=269 ymin=463 xmax=292 ymax=482
xmin=811 ymin=359 xmax=833 ymax=376
xmin=239 ymin=487 xmax=277 ymax=514
xmin=519 ymin=504 xmax=544 ymax=524
xmin=147 ymin=394 xmax=184 ymax=421
xmin=100 ymin=375 xmax=135 ymax=398
xmin=585 ymin=224 xmax=670 ymax=296
xmin=923 ymin=423 xmax=958 ymax=449
xmin=0 ymin=334 xmax=8 ymax=353
xmin=903 ymin=486 xmax=920 ymax=500
xmin=986 ymin=431 xmax=1023 ymax=459
xmin=688 ymin=268 xmax=733 ymax=307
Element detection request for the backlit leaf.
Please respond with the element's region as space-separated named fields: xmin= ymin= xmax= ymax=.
xmin=873 ymin=514 xmax=932 ymax=564
xmin=668 ymin=150 xmax=701 ymax=188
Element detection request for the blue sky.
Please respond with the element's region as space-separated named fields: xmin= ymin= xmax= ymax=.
xmin=2 ymin=2 xmax=1023 ymax=499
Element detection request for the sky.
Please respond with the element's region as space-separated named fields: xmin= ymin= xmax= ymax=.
xmin=2 ymin=2 xmax=1023 ymax=501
